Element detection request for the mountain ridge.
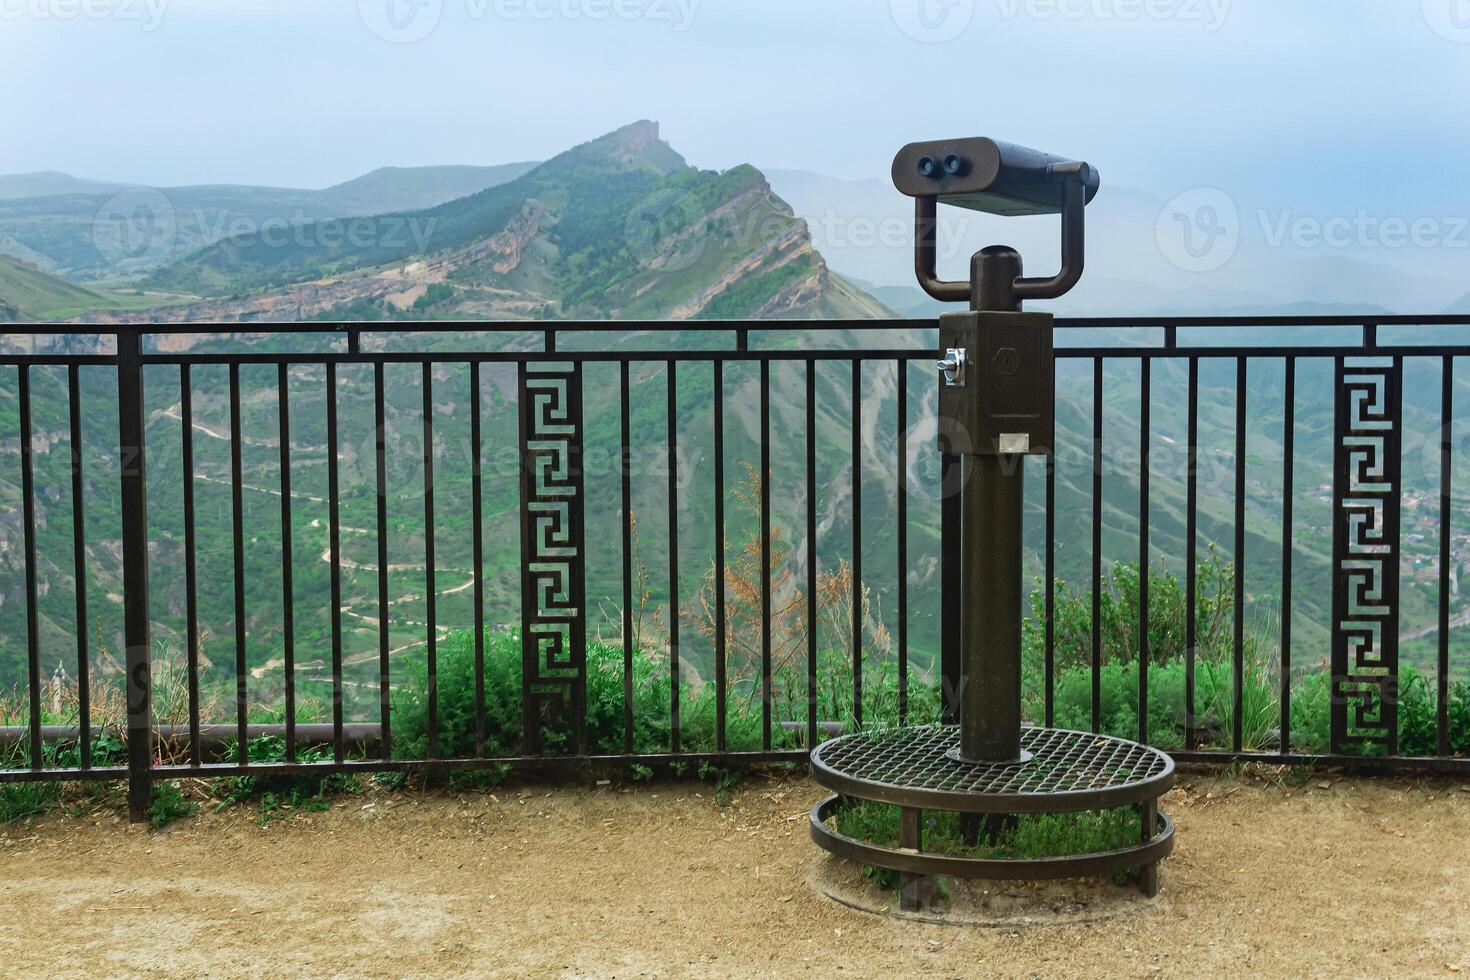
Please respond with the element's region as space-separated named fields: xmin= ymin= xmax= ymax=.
xmin=0 ymin=162 xmax=538 ymax=282
xmin=91 ymin=122 xmax=893 ymax=323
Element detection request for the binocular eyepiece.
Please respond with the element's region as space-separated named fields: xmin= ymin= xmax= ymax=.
xmin=916 ymin=153 xmax=971 ymax=179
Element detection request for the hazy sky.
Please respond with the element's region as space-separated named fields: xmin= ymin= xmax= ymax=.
xmin=2 ymin=1 xmax=1466 ymax=201
xmin=4 ymin=0 xmax=1470 ymax=306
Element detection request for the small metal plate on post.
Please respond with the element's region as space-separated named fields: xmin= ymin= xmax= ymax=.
xmin=998 ymin=433 xmax=1030 ymax=454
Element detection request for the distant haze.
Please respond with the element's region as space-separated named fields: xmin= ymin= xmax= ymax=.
xmin=3 ymin=1 xmax=1470 ymax=313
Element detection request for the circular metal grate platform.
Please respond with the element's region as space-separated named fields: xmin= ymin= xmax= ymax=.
xmin=811 ymin=725 xmax=1175 ymax=813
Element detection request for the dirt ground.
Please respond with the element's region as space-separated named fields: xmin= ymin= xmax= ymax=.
xmin=2 ymin=769 xmax=1469 ymax=978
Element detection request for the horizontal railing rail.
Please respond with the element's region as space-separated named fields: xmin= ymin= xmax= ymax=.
xmin=3 ymin=315 xmax=1470 ymax=820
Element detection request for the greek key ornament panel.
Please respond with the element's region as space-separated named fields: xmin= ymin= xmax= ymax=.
xmin=1330 ymin=363 xmax=1401 ymax=755
xmin=518 ymin=361 xmax=587 ymax=754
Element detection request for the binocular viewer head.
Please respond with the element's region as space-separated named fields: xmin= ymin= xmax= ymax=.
xmin=894 ymin=137 xmax=1099 ymax=306
xmin=892 ymin=138 xmax=1100 ymax=217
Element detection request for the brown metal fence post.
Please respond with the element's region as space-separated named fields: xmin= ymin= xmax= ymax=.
xmin=117 ymin=329 xmax=153 ymax=821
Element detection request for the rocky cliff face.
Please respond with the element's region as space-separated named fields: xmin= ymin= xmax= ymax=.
xmin=79 ymin=122 xmax=893 ymax=324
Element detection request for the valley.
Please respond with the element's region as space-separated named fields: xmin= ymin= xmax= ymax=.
xmin=0 ymin=123 xmax=1467 ymax=732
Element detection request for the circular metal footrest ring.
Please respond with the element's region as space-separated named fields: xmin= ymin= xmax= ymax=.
xmin=809 ymin=794 xmax=1175 ymax=882
xmin=811 ymin=726 xmax=1175 ymax=812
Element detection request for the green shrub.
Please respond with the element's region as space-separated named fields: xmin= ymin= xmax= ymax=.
xmin=212 ymin=735 xmax=362 ymax=824
xmin=0 ymin=770 xmax=60 ymax=824
xmin=387 ymin=627 xmax=940 ymax=762
xmin=147 ymin=780 xmax=198 ymax=829
xmin=831 ymin=799 xmax=1141 ymax=890
xmin=1026 ymin=552 xmax=1470 ymax=756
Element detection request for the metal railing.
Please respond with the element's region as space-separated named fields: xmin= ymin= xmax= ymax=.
xmin=3 ymin=314 xmax=1470 ymax=821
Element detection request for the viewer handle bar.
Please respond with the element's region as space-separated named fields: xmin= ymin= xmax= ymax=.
xmin=1014 ymin=163 xmax=1087 ymax=302
xmin=914 ymin=196 xmax=970 ymax=303
xmin=912 ymin=162 xmax=1090 ymax=306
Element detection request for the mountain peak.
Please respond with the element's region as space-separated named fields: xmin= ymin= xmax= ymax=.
xmin=545 ymin=121 xmax=687 ymax=178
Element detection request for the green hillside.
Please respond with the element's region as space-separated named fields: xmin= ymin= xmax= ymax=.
xmin=313 ymin=163 xmax=538 ymax=215
xmin=0 ymin=254 xmax=122 ymax=320
xmin=130 ymin=121 xmax=891 ymax=323
xmin=0 ymin=163 xmax=536 ymax=282
xmin=8 ymin=124 xmax=1462 ymax=744
xmin=150 ymin=121 xmax=691 ymax=298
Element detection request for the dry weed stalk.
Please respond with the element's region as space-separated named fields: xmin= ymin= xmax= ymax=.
xmin=694 ymin=465 xmax=892 ymax=716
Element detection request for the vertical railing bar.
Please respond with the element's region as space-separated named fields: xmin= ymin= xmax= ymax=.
xmin=471 ymin=361 xmax=487 ymax=757
xmin=374 ymin=363 xmax=391 ymax=759
xmin=422 ymin=363 xmax=437 ymax=759
xmin=620 ymin=363 xmax=635 ymax=754
xmin=572 ymin=367 xmax=588 ymax=757
xmin=1091 ymin=357 xmax=1103 ymax=733
xmin=667 ymin=359 xmax=681 ymax=753
xmin=229 ymin=364 xmax=248 ymax=766
xmin=1185 ymin=357 xmax=1199 ymax=751
xmin=1139 ymin=359 xmax=1151 ymax=745
xmin=19 ymin=366 xmax=42 ymax=770
xmin=180 ymin=364 xmax=200 ymax=766
xmin=516 ymin=363 xmax=535 ymax=757
xmin=277 ymin=363 xmax=296 ymax=763
xmin=851 ymin=359 xmax=863 ymax=730
xmin=1330 ymin=354 xmax=1345 ymax=756
xmin=806 ymin=359 xmax=818 ymax=749
xmin=1233 ymin=356 xmax=1247 ymax=753
xmin=1044 ymin=422 xmax=1056 ymax=729
xmin=1280 ymin=357 xmax=1296 ymax=756
xmin=760 ymin=361 xmax=773 ymax=749
xmin=327 ymin=363 xmax=345 ymax=764
xmin=67 ymin=365 xmax=92 ymax=769
xmin=1440 ymin=355 xmax=1454 ymax=757
xmin=712 ymin=361 xmax=727 ymax=753
xmin=897 ymin=360 xmax=909 ymax=726
xmin=941 ymin=453 xmax=960 ymax=726
xmin=117 ymin=329 xmax=152 ymax=821
xmin=1390 ymin=355 xmax=1403 ymax=758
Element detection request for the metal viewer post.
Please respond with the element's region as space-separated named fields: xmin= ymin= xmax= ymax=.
xmin=894 ymin=137 xmax=1096 ymax=765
